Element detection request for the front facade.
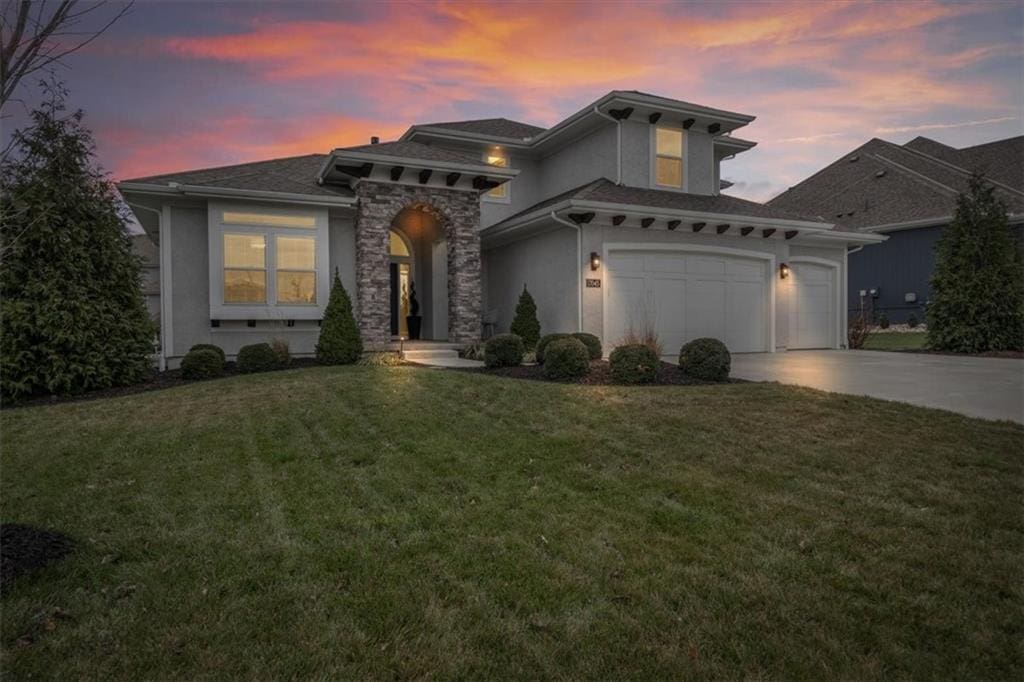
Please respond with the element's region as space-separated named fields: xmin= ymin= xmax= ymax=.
xmin=119 ymin=91 xmax=881 ymax=368
xmin=769 ymin=135 xmax=1024 ymax=323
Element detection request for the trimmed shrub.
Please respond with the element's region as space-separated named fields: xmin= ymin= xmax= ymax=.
xmin=180 ymin=348 xmax=224 ymax=380
xmin=510 ymin=285 xmax=541 ymax=349
xmin=927 ymin=174 xmax=1024 ymax=352
xmin=543 ymin=338 xmax=590 ymax=380
xmin=536 ymin=333 xmax=571 ymax=364
xmin=271 ymin=338 xmax=291 ymax=366
xmin=609 ymin=344 xmax=659 ymax=384
xmin=907 ymin=313 xmax=919 ymax=329
xmin=484 ymin=333 xmax=524 ymax=368
xmin=237 ymin=343 xmax=281 ymax=373
xmin=679 ymin=337 xmax=731 ymax=382
xmin=189 ymin=344 xmax=226 ymax=364
xmin=316 ymin=271 xmax=362 ymax=364
xmin=572 ymin=332 xmax=602 ymax=360
xmin=879 ymin=311 xmax=890 ymax=330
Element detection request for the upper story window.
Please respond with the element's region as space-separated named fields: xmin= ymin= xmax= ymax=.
xmin=483 ymin=149 xmax=510 ymax=202
xmin=654 ymin=126 xmax=684 ymax=189
xmin=209 ymin=203 xmax=328 ymax=320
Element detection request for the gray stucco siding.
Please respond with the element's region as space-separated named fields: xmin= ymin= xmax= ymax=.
xmin=686 ymin=131 xmax=715 ymax=195
xmin=483 ymin=225 xmax=578 ymax=337
xmin=538 ymin=125 xmax=618 ymax=198
xmin=164 ymin=200 xmax=358 ymax=366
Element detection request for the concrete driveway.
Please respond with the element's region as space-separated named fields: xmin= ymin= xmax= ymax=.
xmin=729 ymin=350 xmax=1024 ymax=424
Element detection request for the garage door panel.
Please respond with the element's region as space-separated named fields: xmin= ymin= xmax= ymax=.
xmin=685 ymin=279 xmax=727 ymax=343
xmin=727 ymin=280 xmax=766 ymax=352
xmin=650 ymin=277 xmax=687 ymax=351
xmin=605 ymin=249 xmax=773 ymax=355
xmin=790 ymin=263 xmax=835 ymax=349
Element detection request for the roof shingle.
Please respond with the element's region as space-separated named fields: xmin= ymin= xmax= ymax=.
xmin=336 ymin=140 xmax=484 ymax=165
xmin=415 ymin=117 xmax=546 ymax=140
xmin=769 ymin=136 xmax=1024 ymax=230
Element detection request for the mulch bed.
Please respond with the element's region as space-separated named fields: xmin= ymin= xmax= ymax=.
xmin=1 ymin=524 xmax=75 ymax=595
xmin=458 ymin=360 xmax=743 ymax=386
xmin=6 ymin=358 xmax=322 ymax=410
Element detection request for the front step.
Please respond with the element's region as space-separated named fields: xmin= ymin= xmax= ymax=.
xmin=402 ymin=349 xmax=460 ymax=362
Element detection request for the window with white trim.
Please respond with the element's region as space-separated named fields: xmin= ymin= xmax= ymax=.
xmin=654 ymin=126 xmax=684 ymax=188
xmin=483 ymin=149 xmax=510 ymax=201
xmin=209 ymin=203 xmax=329 ymax=320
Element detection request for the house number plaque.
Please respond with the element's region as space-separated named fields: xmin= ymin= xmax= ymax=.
xmin=585 ymin=279 xmax=601 ymax=288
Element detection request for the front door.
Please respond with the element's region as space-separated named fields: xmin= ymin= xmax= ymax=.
xmin=390 ymin=263 xmax=399 ymax=335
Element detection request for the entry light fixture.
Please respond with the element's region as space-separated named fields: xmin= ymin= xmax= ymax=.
xmin=779 ymin=263 xmax=790 ymax=280
xmin=590 ymin=252 xmax=601 ymax=271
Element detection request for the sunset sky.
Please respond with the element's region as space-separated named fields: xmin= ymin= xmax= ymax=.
xmin=4 ymin=0 xmax=1022 ymax=202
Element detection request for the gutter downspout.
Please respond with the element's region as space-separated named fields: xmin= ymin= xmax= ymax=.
xmin=593 ymin=105 xmax=621 ymax=185
xmin=550 ymin=211 xmax=584 ymax=332
xmin=125 ymin=201 xmax=166 ymax=372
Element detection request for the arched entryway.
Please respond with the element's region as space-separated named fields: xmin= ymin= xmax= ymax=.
xmin=390 ymin=205 xmax=448 ymax=340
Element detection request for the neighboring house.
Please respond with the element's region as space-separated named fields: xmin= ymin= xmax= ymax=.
xmin=769 ymin=135 xmax=1024 ymax=323
xmin=117 ymin=90 xmax=881 ymax=368
xmin=131 ymin=233 xmax=161 ymax=325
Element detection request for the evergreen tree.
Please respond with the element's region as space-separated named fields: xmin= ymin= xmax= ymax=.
xmin=1 ymin=85 xmax=155 ymax=400
xmin=927 ymin=174 xmax=1024 ymax=352
xmin=510 ymin=284 xmax=541 ymax=349
xmin=316 ymin=270 xmax=362 ymax=364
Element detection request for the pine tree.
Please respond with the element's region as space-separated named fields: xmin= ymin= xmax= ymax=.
xmin=1 ymin=85 xmax=155 ymax=400
xmin=316 ymin=270 xmax=362 ymax=364
xmin=926 ymin=174 xmax=1024 ymax=352
xmin=510 ymin=284 xmax=541 ymax=349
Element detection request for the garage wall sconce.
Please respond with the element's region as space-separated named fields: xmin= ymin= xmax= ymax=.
xmin=590 ymin=252 xmax=601 ymax=271
xmin=779 ymin=262 xmax=790 ymax=279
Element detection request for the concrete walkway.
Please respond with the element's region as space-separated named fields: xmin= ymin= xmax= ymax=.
xmin=730 ymin=350 xmax=1024 ymax=424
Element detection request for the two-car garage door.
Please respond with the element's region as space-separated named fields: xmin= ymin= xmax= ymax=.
xmin=605 ymin=249 xmax=771 ymax=354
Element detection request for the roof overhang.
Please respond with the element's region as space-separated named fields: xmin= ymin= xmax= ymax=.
xmin=403 ymin=91 xmax=756 ymax=157
xmin=714 ymin=135 xmax=758 ymax=156
xmin=116 ymin=182 xmax=356 ymax=208
xmin=319 ymin=149 xmax=519 ymax=193
xmin=861 ymin=213 xmax=1024 ymax=234
xmin=482 ymin=198 xmax=847 ymax=248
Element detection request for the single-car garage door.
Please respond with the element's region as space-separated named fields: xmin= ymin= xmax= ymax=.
xmin=789 ymin=261 xmax=837 ymax=349
xmin=605 ymin=248 xmax=771 ymax=354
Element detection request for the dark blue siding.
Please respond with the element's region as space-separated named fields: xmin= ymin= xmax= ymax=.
xmin=848 ymin=225 xmax=942 ymax=324
xmin=849 ymin=223 xmax=1024 ymax=323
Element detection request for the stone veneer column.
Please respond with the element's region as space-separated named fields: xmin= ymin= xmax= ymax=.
xmin=353 ymin=181 xmax=482 ymax=346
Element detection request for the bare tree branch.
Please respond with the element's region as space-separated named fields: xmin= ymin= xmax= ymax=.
xmin=0 ymin=0 xmax=133 ymax=109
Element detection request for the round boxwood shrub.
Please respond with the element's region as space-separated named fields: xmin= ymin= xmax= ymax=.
xmin=879 ymin=311 xmax=890 ymax=330
xmin=484 ymin=333 xmax=524 ymax=368
xmin=188 ymin=343 xmax=226 ymax=364
xmin=180 ymin=348 xmax=224 ymax=380
xmin=536 ymin=333 xmax=571 ymax=364
xmin=571 ymin=332 xmax=602 ymax=360
xmin=543 ymin=338 xmax=590 ymax=380
xmin=237 ymin=343 xmax=281 ymax=373
xmin=907 ymin=313 xmax=919 ymax=329
xmin=609 ymin=343 xmax=659 ymax=384
xmin=678 ymin=337 xmax=731 ymax=382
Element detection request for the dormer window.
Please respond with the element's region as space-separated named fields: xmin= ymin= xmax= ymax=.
xmin=483 ymin=149 xmax=510 ymax=202
xmin=654 ymin=126 xmax=684 ymax=189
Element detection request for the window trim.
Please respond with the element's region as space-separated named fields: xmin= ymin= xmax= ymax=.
xmin=650 ymin=124 xmax=687 ymax=192
xmin=208 ymin=201 xmax=329 ymax=320
xmin=481 ymin=149 xmax=511 ymax=205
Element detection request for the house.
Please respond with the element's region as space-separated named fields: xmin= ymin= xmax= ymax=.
xmin=769 ymin=135 xmax=1024 ymax=323
xmin=117 ymin=90 xmax=883 ymax=368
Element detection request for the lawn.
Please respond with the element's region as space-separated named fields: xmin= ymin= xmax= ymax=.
xmin=2 ymin=367 xmax=1022 ymax=678
xmin=863 ymin=331 xmax=928 ymax=351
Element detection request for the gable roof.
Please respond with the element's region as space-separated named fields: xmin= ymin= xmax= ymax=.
xmin=120 ymin=154 xmax=354 ymax=200
xmin=416 ymin=117 xmax=546 ymax=140
xmin=768 ymin=136 xmax=1024 ymax=231
xmin=492 ymin=177 xmax=825 ymax=229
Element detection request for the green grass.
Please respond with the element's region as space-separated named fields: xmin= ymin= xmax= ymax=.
xmin=863 ymin=331 xmax=928 ymax=351
xmin=2 ymin=367 xmax=1022 ymax=678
